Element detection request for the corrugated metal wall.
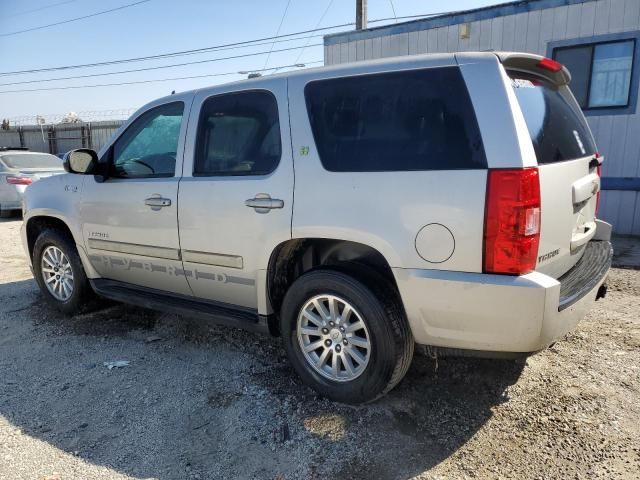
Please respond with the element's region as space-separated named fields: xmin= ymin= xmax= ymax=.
xmin=0 ymin=130 xmax=21 ymax=148
xmin=89 ymin=121 xmax=123 ymax=152
xmin=324 ymin=0 xmax=640 ymax=235
xmin=0 ymin=120 xmax=123 ymax=155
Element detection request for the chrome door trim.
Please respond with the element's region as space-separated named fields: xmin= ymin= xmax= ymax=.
xmin=87 ymin=238 xmax=181 ymax=261
xmin=182 ymin=250 xmax=244 ymax=269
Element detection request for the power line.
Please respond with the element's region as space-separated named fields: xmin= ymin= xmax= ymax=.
xmin=4 ymin=0 xmax=79 ymax=19
xmin=0 ymin=61 xmax=324 ymax=94
xmin=0 ymin=36 xmax=325 ymax=86
xmin=0 ymin=23 xmax=351 ymax=77
xmin=0 ymin=43 xmax=323 ymax=88
xmin=0 ymin=0 xmax=153 ymax=37
xmin=388 ymin=0 xmax=398 ymax=23
xmin=263 ymin=0 xmax=293 ymax=70
xmin=0 ymin=12 xmax=445 ymax=77
xmin=295 ymin=0 xmax=335 ymax=64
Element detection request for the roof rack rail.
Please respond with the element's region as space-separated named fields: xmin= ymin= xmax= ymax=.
xmin=0 ymin=147 xmax=29 ymax=151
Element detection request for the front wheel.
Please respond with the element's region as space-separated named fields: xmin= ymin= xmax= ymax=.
xmin=281 ymin=268 xmax=414 ymax=404
xmin=33 ymin=229 xmax=93 ymax=315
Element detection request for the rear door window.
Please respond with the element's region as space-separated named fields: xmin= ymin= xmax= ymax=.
xmin=194 ymin=90 xmax=281 ymax=176
xmin=304 ymin=67 xmax=487 ymax=172
xmin=510 ymin=74 xmax=597 ymax=164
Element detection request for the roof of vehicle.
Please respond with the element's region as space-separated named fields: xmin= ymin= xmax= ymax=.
xmin=0 ymin=150 xmax=58 ymax=156
xmin=0 ymin=147 xmax=29 ymax=152
xmin=152 ymin=51 xmax=467 ymax=104
xmin=156 ymin=50 xmax=552 ymax=105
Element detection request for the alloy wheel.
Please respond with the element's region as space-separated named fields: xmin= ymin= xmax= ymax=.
xmin=296 ymin=294 xmax=371 ymax=382
xmin=41 ymin=245 xmax=74 ymax=301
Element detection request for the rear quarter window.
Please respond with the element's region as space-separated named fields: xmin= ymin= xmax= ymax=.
xmin=304 ymin=67 xmax=487 ymax=172
xmin=510 ymin=74 xmax=597 ymax=164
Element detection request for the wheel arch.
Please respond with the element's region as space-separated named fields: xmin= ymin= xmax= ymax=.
xmin=264 ymin=237 xmax=402 ymax=335
xmin=24 ymin=212 xmax=99 ymax=278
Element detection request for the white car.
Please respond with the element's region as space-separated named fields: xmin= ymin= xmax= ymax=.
xmin=21 ymin=52 xmax=612 ymax=403
xmin=0 ymin=148 xmax=65 ymax=217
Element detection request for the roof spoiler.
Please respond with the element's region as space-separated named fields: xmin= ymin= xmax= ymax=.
xmin=495 ymin=52 xmax=571 ymax=86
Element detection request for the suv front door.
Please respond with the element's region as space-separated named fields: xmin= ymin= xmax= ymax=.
xmin=80 ymin=99 xmax=192 ymax=295
xmin=178 ymin=79 xmax=293 ymax=310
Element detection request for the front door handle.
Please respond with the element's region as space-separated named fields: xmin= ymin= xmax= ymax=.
xmin=145 ymin=196 xmax=171 ymax=208
xmin=245 ymin=193 xmax=284 ymax=213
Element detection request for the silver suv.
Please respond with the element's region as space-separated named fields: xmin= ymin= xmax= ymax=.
xmin=21 ymin=52 xmax=612 ymax=403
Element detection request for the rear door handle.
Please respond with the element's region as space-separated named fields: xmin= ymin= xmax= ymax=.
xmin=570 ymin=221 xmax=597 ymax=252
xmin=145 ymin=196 xmax=171 ymax=208
xmin=245 ymin=193 xmax=284 ymax=213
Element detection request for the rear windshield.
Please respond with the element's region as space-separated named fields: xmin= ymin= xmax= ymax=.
xmin=510 ymin=73 xmax=597 ymax=164
xmin=0 ymin=153 xmax=62 ymax=169
xmin=304 ymin=67 xmax=487 ymax=172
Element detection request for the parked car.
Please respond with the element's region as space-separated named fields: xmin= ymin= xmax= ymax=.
xmin=21 ymin=52 xmax=612 ymax=403
xmin=0 ymin=148 xmax=65 ymax=217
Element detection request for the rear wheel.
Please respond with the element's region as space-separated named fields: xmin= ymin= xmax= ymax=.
xmin=281 ymin=268 xmax=414 ymax=404
xmin=33 ymin=229 xmax=93 ymax=315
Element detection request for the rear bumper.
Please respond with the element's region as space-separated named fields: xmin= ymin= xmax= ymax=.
xmin=0 ymin=186 xmax=24 ymax=210
xmin=393 ymin=240 xmax=612 ymax=353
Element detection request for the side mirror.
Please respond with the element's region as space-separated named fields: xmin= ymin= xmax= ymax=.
xmin=63 ymin=149 xmax=99 ymax=175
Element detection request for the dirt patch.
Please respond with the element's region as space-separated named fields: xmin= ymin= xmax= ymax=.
xmin=1 ymin=217 xmax=639 ymax=479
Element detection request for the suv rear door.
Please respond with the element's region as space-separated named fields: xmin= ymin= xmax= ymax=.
xmin=504 ymin=56 xmax=601 ymax=279
xmin=177 ymin=78 xmax=293 ymax=310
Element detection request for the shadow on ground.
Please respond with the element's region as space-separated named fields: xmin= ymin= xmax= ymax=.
xmin=0 ymin=278 xmax=525 ymax=479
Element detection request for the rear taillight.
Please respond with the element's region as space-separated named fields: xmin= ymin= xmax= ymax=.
xmin=483 ymin=168 xmax=541 ymax=275
xmin=6 ymin=175 xmax=33 ymax=185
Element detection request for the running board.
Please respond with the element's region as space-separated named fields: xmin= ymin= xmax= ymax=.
xmin=90 ymin=279 xmax=269 ymax=334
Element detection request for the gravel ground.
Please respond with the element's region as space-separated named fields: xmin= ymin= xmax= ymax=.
xmin=0 ymin=217 xmax=639 ymax=480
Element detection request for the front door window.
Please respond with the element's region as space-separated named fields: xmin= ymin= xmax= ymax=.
xmin=111 ymin=102 xmax=184 ymax=178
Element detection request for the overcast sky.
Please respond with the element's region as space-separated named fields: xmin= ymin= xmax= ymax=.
xmin=0 ymin=0 xmax=495 ymax=120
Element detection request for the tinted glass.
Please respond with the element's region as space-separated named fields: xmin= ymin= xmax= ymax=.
xmin=111 ymin=102 xmax=183 ymax=178
xmin=589 ymin=40 xmax=634 ymax=107
xmin=194 ymin=91 xmax=281 ymax=176
xmin=304 ymin=67 xmax=486 ymax=172
xmin=510 ymin=74 xmax=597 ymax=164
xmin=0 ymin=153 xmax=62 ymax=169
xmin=554 ymin=46 xmax=592 ymax=108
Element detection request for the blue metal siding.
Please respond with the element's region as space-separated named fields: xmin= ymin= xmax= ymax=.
xmin=324 ymin=0 xmax=597 ymax=45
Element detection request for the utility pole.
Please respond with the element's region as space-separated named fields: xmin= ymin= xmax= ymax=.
xmin=356 ymin=0 xmax=367 ymax=30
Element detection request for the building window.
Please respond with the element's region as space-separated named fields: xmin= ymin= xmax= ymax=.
xmin=553 ymin=40 xmax=635 ymax=110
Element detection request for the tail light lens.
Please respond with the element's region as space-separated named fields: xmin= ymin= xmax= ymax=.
xmin=6 ymin=175 xmax=33 ymax=185
xmin=484 ymin=168 xmax=541 ymax=275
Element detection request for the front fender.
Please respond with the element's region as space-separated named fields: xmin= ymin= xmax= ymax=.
xmin=22 ymin=174 xmax=100 ymax=278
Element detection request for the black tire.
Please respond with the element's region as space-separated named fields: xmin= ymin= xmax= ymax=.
xmin=281 ymin=268 xmax=414 ymax=404
xmin=33 ymin=228 xmax=93 ymax=315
